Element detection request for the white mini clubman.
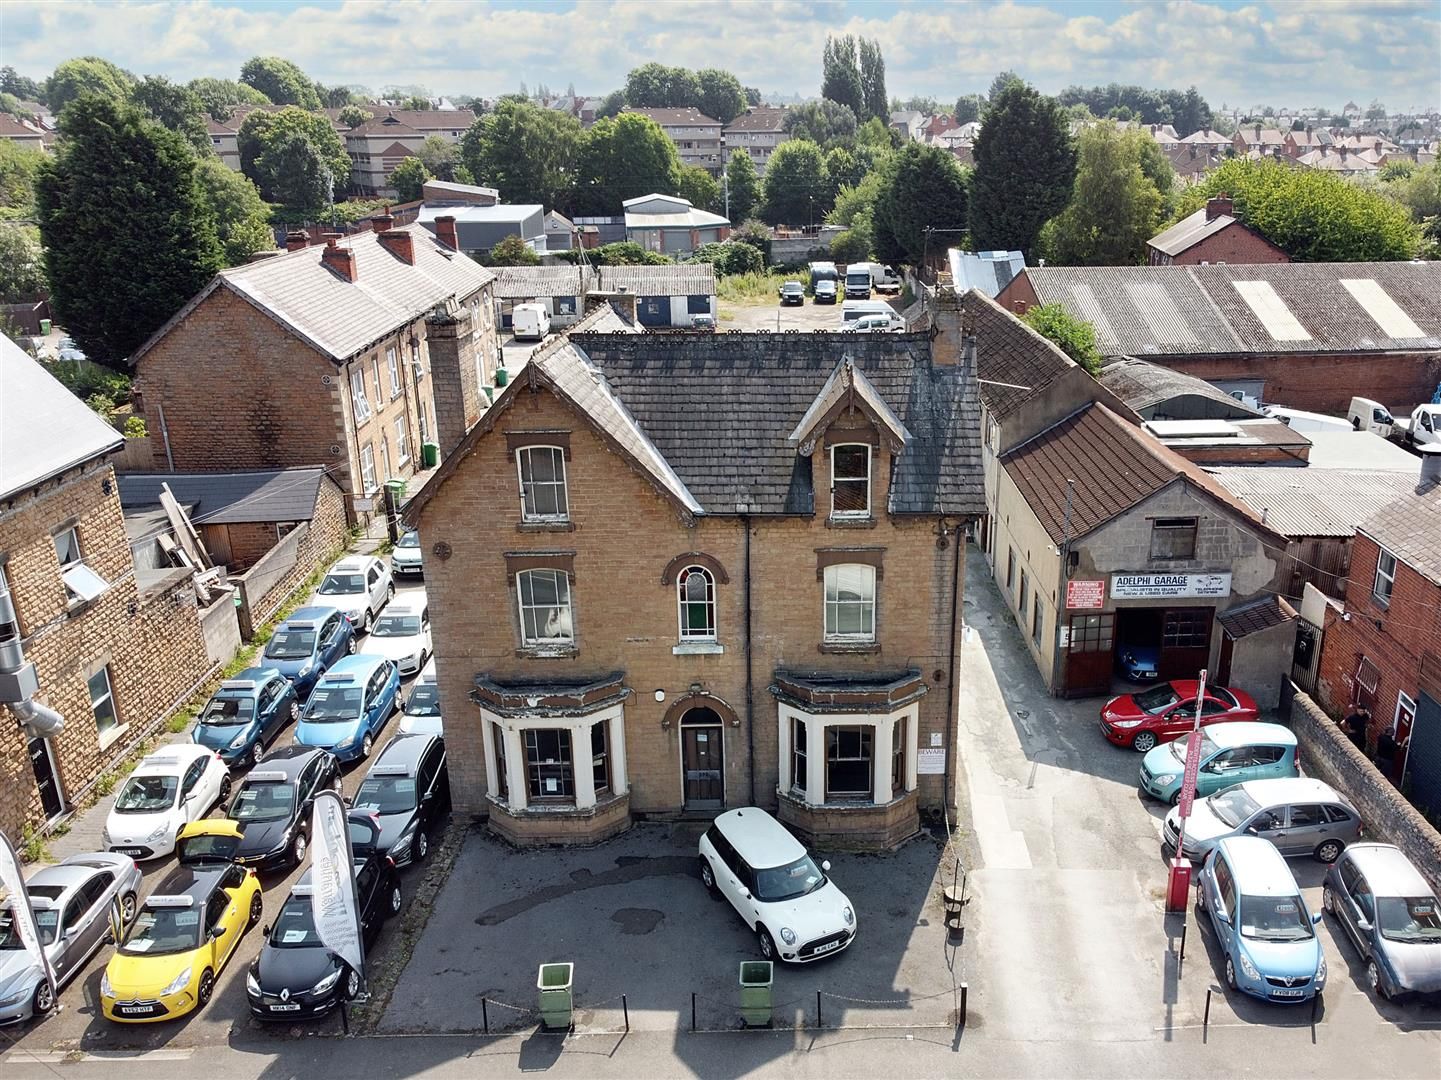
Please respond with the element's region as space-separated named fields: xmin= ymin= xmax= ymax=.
xmin=698 ymin=808 xmax=856 ymax=963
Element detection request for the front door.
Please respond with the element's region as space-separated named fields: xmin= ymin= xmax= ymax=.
xmin=1064 ymin=613 xmax=1114 ymax=697
xmin=682 ymin=721 xmax=724 ymax=809
xmin=1217 ymin=631 xmax=1236 ymax=686
xmin=30 ymin=737 xmax=64 ymax=820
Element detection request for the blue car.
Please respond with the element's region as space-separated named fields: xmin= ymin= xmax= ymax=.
xmin=1139 ymin=722 xmax=1298 ymax=805
xmin=292 ymin=654 xmax=400 ymax=763
xmin=1116 ymin=643 xmax=1159 ymax=683
xmin=192 ymin=668 xmax=298 ymax=769
xmin=260 ymin=606 xmax=356 ymax=699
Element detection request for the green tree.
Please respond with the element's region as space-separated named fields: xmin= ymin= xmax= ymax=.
xmin=239 ymin=56 xmax=321 ymax=109
xmin=130 ymin=76 xmax=211 ymax=154
xmin=827 ymin=168 xmax=885 ymax=228
xmin=954 ymin=94 xmax=984 ymax=125
xmin=624 ymin=63 xmax=701 ymax=109
xmin=824 ymin=145 xmax=866 ymax=198
xmin=676 ymin=164 xmax=721 ymax=213
xmin=1043 ymin=126 xmax=1163 ymax=265
xmin=460 ymin=99 xmax=582 ymax=209
xmin=417 ymin=134 xmax=463 ymax=182
xmin=783 ymin=99 xmax=858 ymax=148
xmin=822 ymin=35 xmax=863 ymax=117
xmin=1365 ymin=99 xmax=1387 ymax=121
xmin=0 ymin=224 xmax=45 ymax=302
xmin=871 ymin=143 xmax=969 ymax=265
xmin=573 ymin=112 xmax=680 ymax=213
xmin=1022 ymin=304 xmax=1102 ymax=374
xmin=762 ymin=139 xmax=829 ymax=226
xmin=969 ymin=80 xmax=1075 ymax=257
xmin=729 ymin=218 xmax=772 ymax=261
xmin=37 ymin=95 xmax=221 ymax=367
xmin=46 ymin=57 xmax=135 ymax=113
xmin=482 ymin=234 xmax=540 ymax=266
xmin=319 ymin=84 xmax=361 ymax=108
xmin=193 ymin=157 xmax=271 ymax=266
xmin=238 ymin=106 xmax=350 ymax=202
xmin=389 ymin=156 xmax=431 ymax=202
xmin=187 ymin=77 xmax=270 ymax=121
xmin=987 ymin=71 xmax=1022 ymax=107
xmin=830 ymin=225 xmax=872 ymax=263
xmin=0 ymin=66 xmax=45 ymax=102
xmin=402 ymin=95 xmax=429 ymax=111
xmin=338 ymin=104 xmax=374 ymax=129
xmin=596 ymin=90 xmax=626 ymax=120
xmin=696 ymin=69 xmax=746 ymax=125
xmin=687 ymin=240 xmax=762 ymax=276
xmin=260 ymin=132 xmax=333 ymax=212
xmin=857 ymin=38 xmax=888 ymax=123
xmin=0 ymin=139 xmax=45 ymax=211
xmin=745 ymin=87 xmax=762 ymax=107
xmin=725 ymin=148 xmax=760 ymax=224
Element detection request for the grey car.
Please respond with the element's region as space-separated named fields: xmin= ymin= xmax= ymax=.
xmin=1324 ymin=843 xmax=1441 ymax=1000
xmin=1162 ymin=777 xmax=1362 ymax=864
xmin=0 ymin=852 xmax=143 ymax=1024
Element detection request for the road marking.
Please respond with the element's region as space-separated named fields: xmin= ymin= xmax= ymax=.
xmin=2 ymin=1049 xmax=196 ymax=1064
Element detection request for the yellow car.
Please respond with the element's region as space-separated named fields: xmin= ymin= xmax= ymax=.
xmin=101 ymin=820 xmax=263 ymax=1022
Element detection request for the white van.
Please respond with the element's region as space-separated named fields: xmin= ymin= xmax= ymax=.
xmin=870 ymin=264 xmax=902 ymax=293
xmin=1347 ymin=397 xmax=1395 ymax=439
xmin=841 ymin=299 xmax=894 ymax=324
xmin=511 ymin=302 xmax=551 ymax=341
xmin=844 ymin=263 xmax=873 ymax=299
xmin=1262 ymin=405 xmax=1352 ymax=434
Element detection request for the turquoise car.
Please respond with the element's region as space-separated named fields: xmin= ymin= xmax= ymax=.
xmin=1138 ymin=721 xmax=1296 ymax=805
xmin=292 ymin=654 xmax=399 ymax=763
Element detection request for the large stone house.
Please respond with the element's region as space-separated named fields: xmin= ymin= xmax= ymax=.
xmin=721 ymin=107 xmax=789 ymax=176
xmin=402 ymin=295 xmax=984 ymax=850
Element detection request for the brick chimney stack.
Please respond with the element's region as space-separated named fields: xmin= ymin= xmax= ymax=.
xmin=371 ymin=207 xmax=395 ymax=233
xmin=321 ymin=237 xmax=357 ymax=282
xmin=1206 ymin=195 xmax=1234 ymax=222
xmin=378 ymin=228 xmax=415 ymax=264
xmin=285 ymin=231 xmax=309 ymax=251
xmin=435 ymin=215 xmax=459 ymax=252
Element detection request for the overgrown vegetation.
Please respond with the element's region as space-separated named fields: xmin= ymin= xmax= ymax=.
xmin=1022 ymin=303 xmax=1103 ymax=374
xmin=716 ymin=269 xmax=798 ymax=304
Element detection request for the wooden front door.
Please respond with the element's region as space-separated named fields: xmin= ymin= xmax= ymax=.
xmin=1217 ymin=631 xmax=1236 ymax=686
xmin=29 ymin=736 xmax=64 ymax=820
xmin=1159 ymin=608 xmax=1213 ymax=682
xmin=1064 ymin=612 xmax=1115 ymax=697
xmin=682 ymin=724 xmax=724 ymax=808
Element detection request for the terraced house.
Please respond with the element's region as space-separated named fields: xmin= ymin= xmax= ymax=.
xmin=404 ymin=294 xmax=984 ymax=850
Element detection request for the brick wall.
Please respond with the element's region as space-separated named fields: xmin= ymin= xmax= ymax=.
xmin=1153 ymin=223 xmax=1289 ymax=266
xmin=1163 ymin=352 xmax=1441 ymax=416
xmin=233 ymin=477 xmax=349 ymax=639
xmin=222 ymin=522 xmax=281 ymax=570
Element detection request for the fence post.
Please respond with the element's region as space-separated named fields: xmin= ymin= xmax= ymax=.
xmin=622 ymin=993 xmax=629 ymax=1033
xmin=482 ymin=996 xmax=489 ymax=1035
xmin=816 ymin=990 xmax=823 ymax=1028
xmin=959 ymin=982 xmax=968 ymax=1028
xmin=1180 ymin=921 xmax=1187 ymax=965
xmin=691 ymin=991 xmax=696 ymax=1033
xmin=1204 ymin=988 xmax=1212 ymax=1043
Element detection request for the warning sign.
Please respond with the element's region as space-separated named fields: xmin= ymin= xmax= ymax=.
xmin=1066 ymin=579 xmax=1106 ymax=610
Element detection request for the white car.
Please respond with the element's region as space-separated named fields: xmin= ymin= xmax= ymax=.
xmin=102 ymin=745 xmax=231 ymax=861
xmin=361 ymin=597 xmax=432 ymax=676
xmin=398 ymin=658 xmax=442 ymax=736
xmin=391 ymin=528 xmax=424 ymax=577
xmin=698 ymin=808 xmax=857 ymax=963
xmin=311 ymin=555 xmax=394 ymax=633
xmin=848 ymin=313 xmax=902 ymax=333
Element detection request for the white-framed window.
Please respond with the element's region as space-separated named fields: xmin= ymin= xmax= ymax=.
xmin=387 ymin=347 xmax=401 ymax=398
xmin=677 ymin=565 xmax=716 ymax=640
xmin=371 ymin=355 xmax=382 ymax=400
xmin=831 ymin=443 xmax=871 ymax=517
xmin=89 ymin=666 xmax=118 ymax=738
xmin=591 ymin=722 xmax=611 ymax=795
xmin=418 ymin=404 xmax=430 ymax=444
xmin=823 ymin=564 xmax=876 ymax=641
xmin=360 ymin=444 xmax=377 ymax=494
xmin=826 ymin=726 xmax=873 ymax=800
xmin=517 ymin=568 xmax=574 ymax=644
xmin=524 ymin=728 xmax=574 ymax=802
xmin=790 ymin=716 xmax=807 ymax=792
xmin=1373 ymin=548 xmax=1396 ymax=606
xmin=891 ymin=715 xmax=906 ymax=795
xmin=516 ymin=446 xmax=569 ymax=521
xmin=54 ymin=526 xmax=108 ymax=603
xmin=350 ymin=368 xmax=371 ymax=422
xmin=411 ymin=340 xmax=425 ymax=381
xmin=395 ymin=417 xmax=409 ymax=466
xmin=381 ymin=437 xmax=391 ymax=481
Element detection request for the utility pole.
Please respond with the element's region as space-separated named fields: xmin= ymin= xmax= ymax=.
xmin=723 ymin=164 xmax=730 ymax=222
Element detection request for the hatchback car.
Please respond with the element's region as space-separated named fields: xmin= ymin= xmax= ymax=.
xmin=361 ymin=597 xmax=432 ymax=676
xmin=223 ymin=747 xmax=342 ymax=870
xmin=1138 ymin=722 xmax=1297 ymax=805
xmin=779 ymin=281 xmax=805 ymax=306
xmin=813 ymin=280 xmax=838 ymax=304
xmin=261 ymin=607 xmax=356 ymax=699
xmin=398 ymin=659 xmax=443 ymax=736
xmin=0 ymin=853 xmax=143 ymax=1024
xmin=104 ymin=745 xmax=232 ymax=861
xmin=311 ymin=556 xmax=394 ymax=634
xmin=192 ymin=669 xmax=298 ymax=769
xmin=353 ymin=733 xmax=449 ymax=867
xmin=699 ymin=808 xmax=856 ymax=963
xmin=1323 ymin=843 xmax=1441 ymax=1000
xmin=1115 ymin=642 xmax=1159 ymax=683
xmin=390 ymin=529 xmax=424 ymax=578
xmin=101 ymin=821 xmax=263 ymax=1023
xmin=1198 ymin=835 xmax=1326 ymax=1002
xmin=293 ymin=654 xmax=400 ymax=762
xmin=690 ymin=313 xmax=717 ymax=331
xmin=1100 ymin=680 xmax=1260 ymax=752
xmin=1163 ymin=777 xmax=1362 ymax=864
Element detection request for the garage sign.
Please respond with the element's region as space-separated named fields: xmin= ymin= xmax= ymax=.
xmin=1065 ymin=579 xmax=1106 ymax=609
xmin=1111 ymin=572 xmax=1231 ymax=599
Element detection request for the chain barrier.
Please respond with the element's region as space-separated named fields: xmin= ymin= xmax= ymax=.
xmin=818 ymin=986 xmax=960 ymax=1005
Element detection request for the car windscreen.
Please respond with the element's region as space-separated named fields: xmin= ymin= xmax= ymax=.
xmin=265 ymin=630 xmax=316 ymax=660
xmin=1 ymin=908 xmax=60 ymax=947
xmin=305 ymin=686 xmax=365 ymax=720
xmin=317 ymin=574 xmax=364 ymax=596
xmin=752 ymin=855 xmax=827 ymax=903
xmin=352 ymin=775 xmax=417 ymax=815
xmin=372 ymin=615 xmax=421 ymax=637
xmin=1207 ymin=788 xmax=1261 ymax=827
xmin=201 ymin=695 xmax=256 ymax=725
xmin=114 ymin=775 xmax=178 ymax=813
xmin=121 ymin=905 xmax=203 ymax=955
xmin=229 ymin=781 xmax=297 ymax=822
xmin=1377 ymin=896 xmax=1441 ymax=943
xmin=1134 ymin=685 xmax=1181 ymax=714
xmin=269 ymin=896 xmax=323 ymax=949
xmin=1239 ymin=894 xmax=1313 ymax=941
xmin=397 ymin=531 xmax=420 ymax=549
xmin=1170 ymin=730 xmax=1220 ymax=763
xmin=405 ymin=685 xmax=441 ymax=716
xmin=1214 ymin=687 xmax=1239 ymax=708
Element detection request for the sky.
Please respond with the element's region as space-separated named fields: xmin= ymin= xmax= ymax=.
xmin=3 ymin=0 xmax=1439 ymax=111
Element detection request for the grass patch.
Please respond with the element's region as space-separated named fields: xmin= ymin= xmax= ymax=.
xmin=716 ymin=270 xmax=800 ymax=305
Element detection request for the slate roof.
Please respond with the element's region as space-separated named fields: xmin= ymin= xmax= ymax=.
xmin=1205 ymin=466 xmax=1420 ymax=537
xmin=1357 ymin=468 xmax=1441 ymax=586
xmin=116 ymin=468 xmax=330 ymax=524
xmin=1098 ymin=357 xmax=1263 ymax=418
xmin=1217 ymin=594 xmax=1297 ymax=638
xmin=967 ymin=289 xmax=1076 ymax=420
xmin=593 ymin=264 xmax=716 ymax=296
xmin=492 ymin=264 xmax=592 ymax=299
xmin=350 ymin=114 xmax=421 ymax=137
xmin=566 ymin=300 xmax=640 ymax=335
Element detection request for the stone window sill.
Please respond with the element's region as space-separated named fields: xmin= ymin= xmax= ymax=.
xmin=827 ymin=515 xmax=877 ymax=530
xmin=819 ymin=640 xmax=881 ymax=655
xmin=515 ymin=644 xmax=579 ymax=659
xmin=673 ymin=641 xmax=724 ymax=656
xmin=517 ymin=521 xmax=576 ymax=533
xmin=96 ymin=722 xmax=129 ymax=752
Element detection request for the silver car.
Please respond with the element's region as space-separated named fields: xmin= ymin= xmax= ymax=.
xmin=1324 ymin=843 xmax=1441 ymax=999
xmin=0 ymin=852 xmax=143 ymax=1024
xmin=1162 ymin=777 xmax=1363 ymax=864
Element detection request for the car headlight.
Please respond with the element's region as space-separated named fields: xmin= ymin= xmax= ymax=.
xmin=0 ymin=989 xmax=28 ymax=1007
xmin=230 ymin=731 xmax=250 ymax=750
xmin=1316 ymin=956 xmax=1327 ymax=985
xmin=1238 ymin=952 xmax=1260 ymax=981
xmin=147 ymin=823 xmax=170 ymax=843
xmin=246 ymin=969 xmax=261 ymax=996
xmin=1111 ymin=719 xmax=1143 ymax=729
xmin=842 ymin=906 xmax=854 ymax=926
xmin=162 ymin=968 xmax=193 ymax=997
xmin=395 ymin=826 xmax=416 ymax=851
xmin=298 ymin=661 xmax=314 ymax=677
xmin=100 ymin=971 xmax=113 ymax=998
xmin=1154 ymin=775 xmax=1178 ymax=787
xmin=335 ymin=733 xmax=356 ymax=749
xmin=101 ymin=826 xmax=111 ymax=845
xmin=779 ymin=927 xmax=797 ymax=945
xmin=311 ymin=968 xmax=342 ymax=995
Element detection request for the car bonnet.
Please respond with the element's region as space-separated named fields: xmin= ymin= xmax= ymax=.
xmin=757 ymin=880 xmax=852 ymax=940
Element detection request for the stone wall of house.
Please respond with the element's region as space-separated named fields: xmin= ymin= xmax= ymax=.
xmin=232 ymin=478 xmax=349 ymax=639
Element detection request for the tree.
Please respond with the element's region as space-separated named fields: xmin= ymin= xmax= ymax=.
xmin=389 ymin=156 xmax=431 ymax=202
xmin=37 ymin=95 xmax=222 ymax=367
xmin=130 ymin=76 xmax=210 ymax=154
xmin=624 ymin=63 xmax=701 ymax=109
xmin=46 ymin=57 xmax=134 ymax=113
xmin=552 ymin=240 xmax=669 ymax=265
xmin=725 ymin=148 xmax=760 ymax=224
xmin=318 ymin=84 xmax=362 ymax=108
xmin=762 ymin=139 xmax=829 ymax=226
xmin=1042 ymin=126 xmax=1163 ymax=265
xmin=193 ymin=158 xmax=271 ymax=266
xmin=730 ymin=218 xmax=772 ymax=261
xmin=783 ymin=99 xmax=857 ymax=148
xmin=238 ymin=106 xmax=350 ymax=202
xmin=822 ymin=35 xmax=863 ymax=117
xmin=573 ymin=112 xmax=680 ymax=213
xmin=824 ymin=145 xmax=866 ymax=197
xmin=239 ymin=56 xmax=321 ymax=109
xmin=459 ymin=99 xmax=582 ymax=209
xmin=676 ymin=164 xmax=720 ymax=213
xmin=744 ymin=87 xmax=762 ymax=107
xmin=857 ymin=38 xmax=888 ymax=123
xmin=338 ymin=104 xmax=374 ymax=130
xmin=260 ymin=131 xmax=333 ymax=212
xmin=687 ymin=240 xmax=762 ymax=276
xmin=1 ymin=67 xmax=45 ymax=102
xmin=1365 ymin=99 xmax=1387 ymax=121
xmin=987 ymin=71 xmax=1022 ymax=106
xmin=954 ymin=94 xmax=984 ymax=125
xmin=830 ymin=225 xmax=872 ymax=263
xmin=0 ymin=224 xmax=45 ymax=302
xmin=484 ymin=234 xmax=540 ymax=266
xmin=1385 ymin=161 xmax=1441 ymax=249
xmin=871 ymin=143 xmax=969 ymax=265
xmin=969 ymin=80 xmax=1075 ymax=257
xmin=1022 ymin=304 xmax=1102 ymax=374
xmin=417 ymin=135 xmax=463 ymax=182
xmin=596 ymin=90 xmax=626 ymax=120
xmin=696 ymin=69 xmax=746 ymax=125
xmin=187 ymin=77 xmax=270 ymax=121
xmin=0 ymin=139 xmax=45 ymax=210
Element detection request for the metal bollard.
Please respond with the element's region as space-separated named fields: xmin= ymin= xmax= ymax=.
xmin=1180 ymin=921 xmax=1188 ymax=964
xmin=959 ymin=982 xmax=968 ymax=1028
xmin=691 ymin=991 xmax=697 ymax=1033
xmin=1204 ymin=988 xmax=1212 ymax=1043
xmin=482 ymin=997 xmax=489 ymax=1035
xmin=623 ymin=994 xmax=629 ymax=1033
xmin=1311 ymin=991 xmax=1320 ymax=1026
xmin=816 ymin=990 xmax=823 ymax=1028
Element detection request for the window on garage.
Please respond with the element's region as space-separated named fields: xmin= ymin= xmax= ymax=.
xmin=1150 ymin=518 xmax=1198 ymax=560
xmin=1163 ymin=609 xmax=1210 ymax=648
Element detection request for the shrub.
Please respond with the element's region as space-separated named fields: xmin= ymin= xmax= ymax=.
xmin=688 ymin=241 xmax=763 ymax=276
xmin=1022 ymin=303 xmax=1103 ymax=374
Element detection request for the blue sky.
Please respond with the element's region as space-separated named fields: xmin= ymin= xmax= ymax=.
xmin=3 ymin=1 xmax=1438 ymax=109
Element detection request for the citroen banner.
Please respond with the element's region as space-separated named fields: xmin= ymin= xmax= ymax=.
xmin=309 ymin=790 xmax=364 ymax=979
xmin=0 ymin=829 xmax=57 ymax=1010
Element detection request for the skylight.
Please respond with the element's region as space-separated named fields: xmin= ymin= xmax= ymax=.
xmin=1340 ymin=279 xmax=1425 ymax=339
xmin=1232 ymin=281 xmax=1311 ymax=341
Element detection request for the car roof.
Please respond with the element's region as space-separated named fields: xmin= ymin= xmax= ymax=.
xmin=1343 ymin=844 xmax=1435 ymax=897
xmin=1203 ymin=722 xmax=1297 ymax=748
xmin=252 ymin=745 xmax=325 ymax=777
xmin=149 ymin=865 xmax=227 ymax=903
xmin=1216 ymin=835 xmax=1300 ymax=893
xmin=1238 ymin=776 xmax=1344 ymax=806
xmin=329 ymin=556 xmax=376 ymax=573
xmin=370 ymin=732 xmax=436 ymax=773
xmin=379 ymin=597 xmax=425 ymax=617
xmin=131 ymin=743 xmax=212 ymax=775
xmin=25 ymin=863 xmax=99 ymax=897
xmin=282 ymin=606 xmax=341 ymax=627
xmin=321 ymin=654 xmax=388 ymax=680
xmin=713 ymin=808 xmax=806 ymax=867
xmin=418 ymin=657 xmax=437 ymax=682
xmin=216 ymin=667 xmax=282 ymax=693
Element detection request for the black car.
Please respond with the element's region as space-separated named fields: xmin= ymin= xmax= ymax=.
xmin=245 ymin=814 xmax=401 ymax=1021
xmin=223 ymin=747 xmax=340 ymax=871
xmin=779 ymin=281 xmax=805 ymax=306
xmin=351 ymin=734 xmax=449 ymax=868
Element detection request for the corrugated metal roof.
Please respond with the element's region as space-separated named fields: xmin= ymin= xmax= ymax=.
xmin=593 ymin=264 xmax=716 ymax=296
xmin=1217 ymin=594 xmax=1297 ymax=638
xmin=1205 ymin=466 xmax=1420 ymax=537
xmin=117 ymin=468 xmax=329 ymax=524
xmin=1098 ymin=357 xmax=1263 ymax=418
xmin=492 ymin=265 xmax=592 ymax=300
xmin=625 ymin=208 xmax=731 ymax=230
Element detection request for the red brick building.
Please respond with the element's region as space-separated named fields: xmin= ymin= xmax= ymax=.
xmin=1147 ymin=197 xmax=1289 ymax=266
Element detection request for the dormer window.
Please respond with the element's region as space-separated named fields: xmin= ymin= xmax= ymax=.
xmin=831 ymin=444 xmax=871 ymax=518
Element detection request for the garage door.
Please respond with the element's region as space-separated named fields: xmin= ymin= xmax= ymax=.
xmin=1065 ymin=612 xmax=1114 ymax=697
xmin=637 ymin=296 xmax=668 ymax=326
xmin=1159 ymin=608 xmax=1212 ymax=681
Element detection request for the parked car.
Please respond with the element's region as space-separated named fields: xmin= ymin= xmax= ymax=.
xmin=1099 ymin=680 xmax=1259 ymax=752
xmin=360 ymin=597 xmax=431 ymax=676
xmin=1138 ymin=722 xmax=1298 ymax=805
xmin=261 ymin=606 xmax=356 ymax=699
xmin=352 ymin=733 xmax=449 ymax=867
xmin=511 ymin=302 xmax=551 ymax=341
xmin=1395 ymin=403 xmax=1441 ymax=450
xmin=1114 ymin=642 xmax=1160 ymax=683
xmin=848 ymin=313 xmax=901 ymax=333
xmin=101 ymin=820 xmax=263 ymax=1022
xmin=690 ymin=313 xmax=717 ymax=331
xmin=246 ymin=813 xmax=401 ymax=1021
xmin=57 ymin=337 xmax=86 ymax=362
xmin=1197 ymin=835 xmax=1326 ymax=1003
xmin=293 ymin=654 xmax=401 ymax=762
xmin=779 ymin=281 xmax=805 ymax=306
xmin=223 ymin=747 xmax=342 ymax=870
xmin=1163 ymin=777 xmax=1362 ymax=863
xmin=103 ymin=745 xmax=232 ymax=861
xmin=390 ymin=529 xmax=424 ymax=578
xmin=191 ymin=668 xmax=298 ymax=769
xmin=398 ymin=659 xmax=443 ymax=736
xmin=1323 ymin=843 xmax=1441 ymax=1000
xmin=698 ymin=808 xmax=856 ymax=963
xmin=1347 ymin=397 xmax=1395 ymax=439
xmin=812 ymin=280 xmax=838 ymax=304
xmin=310 ymin=555 xmax=394 ymax=634
xmin=0 ymin=853 xmax=143 ymax=1024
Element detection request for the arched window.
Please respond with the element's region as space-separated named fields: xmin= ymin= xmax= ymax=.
xmin=677 ymin=565 xmax=716 ymax=640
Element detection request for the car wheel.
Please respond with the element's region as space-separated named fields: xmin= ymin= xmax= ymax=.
xmin=757 ymin=927 xmax=776 ymax=961
xmin=292 ymin=832 xmax=308 ymax=866
xmin=197 ymin=969 xmax=215 ymax=1007
xmin=1169 ymin=790 xmax=1182 ymax=807
xmin=345 ymin=968 xmax=361 ymax=1000
xmin=361 ymin=733 xmax=373 ymax=758
xmin=388 ymin=883 xmax=402 ymax=915
xmin=289 ymin=701 xmax=300 ymax=724
xmin=1322 ymin=885 xmax=1336 ymax=914
xmin=1224 ymin=956 xmax=1237 ymax=991
xmin=1314 ymin=839 xmax=1344 ymax=864
xmin=699 ymin=858 xmax=717 ymax=895
xmin=250 ymin=743 xmax=265 ymax=770
xmin=32 ymin=978 xmax=55 ymax=1015
xmin=332 ymin=773 xmax=343 ymax=793
xmin=120 ymin=890 xmax=138 ymax=925
xmin=218 ymin=775 xmax=233 ymax=803
xmin=413 ymin=831 xmax=429 ymax=862
xmin=362 ymin=611 xmax=374 ymax=635
xmin=248 ymin=892 xmax=264 ymax=928
xmin=387 ymin=582 xmax=395 ymax=600
xmin=1132 ymin=732 xmax=1158 ymax=753
xmin=347 ymin=636 xmax=358 ymax=655
xmin=1366 ymin=959 xmax=1389 ymax=999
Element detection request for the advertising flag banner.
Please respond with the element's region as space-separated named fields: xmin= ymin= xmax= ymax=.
xmin=309 ymin=790 xmax=364 ymax=977
xmin=1175 ymin=670 xmax=1209 ymax=843
xmin=0 ymin=829 xmax=57 ymax=1007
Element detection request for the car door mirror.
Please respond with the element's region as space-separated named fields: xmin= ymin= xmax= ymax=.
xmin=209 ymin=926 xmax=223 ymax=940
xmin=1311 ymin=911 xmax=1322 ymax=926
xmin=1212 ymin=902 xmax=1229 ymax=924
xmin=1246 ymin=824 xmax=1259 ymax=834
xmin=821 ymin=860 xmax=831 ymax=872
xmin=262 ymin=924 xmax=271 ymax=937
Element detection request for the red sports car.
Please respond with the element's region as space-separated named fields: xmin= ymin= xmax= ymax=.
xmin=1099 ymin=680 xmax=1260 ymax=752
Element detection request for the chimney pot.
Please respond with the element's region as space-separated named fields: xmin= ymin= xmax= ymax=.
xmin=1206 ymin=195 xmax=1233 ymax=222
xmin=285 ymin=231 xmax=309 ymax=251
xmin=321 ymin=240 xmax=357 ymax=282
xmin=372 ymin=206 xmax=395 ymax=233
xmin=378 ymin=228 xmax=415 ymax=265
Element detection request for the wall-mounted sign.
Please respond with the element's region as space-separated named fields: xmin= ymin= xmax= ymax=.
xmin=1111 ymin=572 xmax=1231 ymax=600
xmin=916 ymin=748 xmax=946 ymax=775
xmin=1066 ymin=579 xmax=1106 ymax=610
